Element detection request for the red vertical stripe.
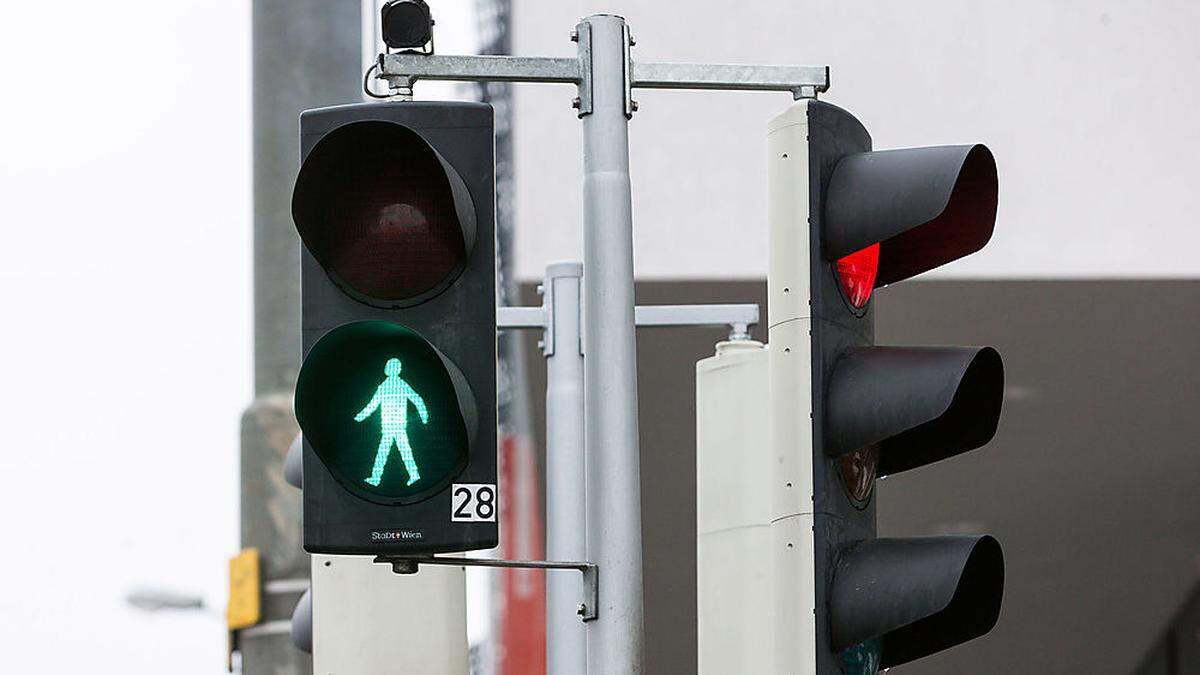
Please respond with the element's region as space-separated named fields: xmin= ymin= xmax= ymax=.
xmin=496 ymin=434 xmax=546 ymax=675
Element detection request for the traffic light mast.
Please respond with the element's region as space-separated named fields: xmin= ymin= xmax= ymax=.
xmin=699 ymin=99 xmax=1005 ymax=674
xmin=293 ymin=101 xmax=498 ymax=555
xmin=776 ymin=99 xmax=1005 ymax=673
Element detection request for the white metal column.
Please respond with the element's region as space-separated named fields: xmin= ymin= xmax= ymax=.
xmin=544 ymin=262 xmax=587 ymax=675
xmin=766 ymin=100 xmax=817 ymax=675
xmin=696 ymin=340 xmax=770 ymax=674
xmin=310 ymin=555 xmax=468 ymax=674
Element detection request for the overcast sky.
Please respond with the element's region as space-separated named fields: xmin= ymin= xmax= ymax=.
xmin=0 ymin=1 xmax=248 ymax=671
xmin=513 ymin=1 xmax=1200 ymax=280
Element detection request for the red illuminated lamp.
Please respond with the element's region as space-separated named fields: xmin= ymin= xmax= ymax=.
xmin=835 ymin=243 xmax=880 ymax=309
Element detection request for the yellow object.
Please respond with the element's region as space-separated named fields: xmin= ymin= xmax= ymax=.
xmin=226 ymin=548 xmax=261 ymax=630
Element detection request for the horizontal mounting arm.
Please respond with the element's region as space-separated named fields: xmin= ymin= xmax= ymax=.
xmin=632 ymin=303 xmax=759 ymax=330
xmin=379 ymin=54 xmax=580 ymax=85
xmin=496 ymin=306 xmax=547 ymax=329
xmin=499 ymin=302 xmax=760 ymax=341
xmin=375 ymin=555 xmax=599 ymax=622
xmin=631 ymin=61 xmax=829 ymax=95
xmin=378 ymin=53 xmax=829 ymax=97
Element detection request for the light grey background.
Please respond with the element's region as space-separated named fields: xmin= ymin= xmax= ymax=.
xmin=512 ymin=1 xmax=1200 ymax=280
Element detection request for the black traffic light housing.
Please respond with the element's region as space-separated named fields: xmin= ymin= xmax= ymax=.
xmin=806 ymin=101 xmax=1005 ymax=671
xmin=381 ymin=0 xmax=434 ymax=51
xmin=293 ymin=101 xmax=497 ymax=555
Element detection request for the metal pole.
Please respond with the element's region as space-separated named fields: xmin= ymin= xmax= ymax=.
xmin=544 ymin=262 xmax=587 ymax=675
xmin=243 ymin=1 xmax=360 ymax=672
xmin=578 ymin=14 xmax=644 ymax=675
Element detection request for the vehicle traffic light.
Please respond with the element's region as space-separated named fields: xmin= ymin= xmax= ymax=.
xmin=292 ymin=101 xmax=497 ymax=555
xmin=794 ymin=100 xmax=1005 ymax=672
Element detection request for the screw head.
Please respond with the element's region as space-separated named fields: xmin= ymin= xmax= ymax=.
xmin=572 ymin=97 xmax=581 ymax=109
xmin=576 ymin=603 xmax=586 ymax=616
xmin=570 ymin=29 xmax=579 ymax=42
xmin=630 ymin=100 xmax=640 ymax=112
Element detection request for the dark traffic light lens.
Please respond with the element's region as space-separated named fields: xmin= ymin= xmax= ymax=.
xmin=295 ymin=321 xmax=475 ymax=505
xmin=840 ymin=639 xmax=883 ymax=674
xmin=838 ymin=444 xmax=879 ymax=507
xmin=293 ymin=121 xmax=473 ymax=307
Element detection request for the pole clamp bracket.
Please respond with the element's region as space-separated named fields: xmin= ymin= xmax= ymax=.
xmin=374 ymin=555 xmax=599 ymax=622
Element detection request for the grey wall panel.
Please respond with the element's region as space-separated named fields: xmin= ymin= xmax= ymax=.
xmin=522 ymin=279 xmax=1200 ymax=674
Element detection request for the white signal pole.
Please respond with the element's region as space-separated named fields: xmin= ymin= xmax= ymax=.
xmin=697 ymin=100 xmax=819 ymax=675
xmin=696 ymin=339 xmax=771 ymax=673
xmin=544 ymin=263 xmax=588 ymax=675
xmin=764 ymin=101 xmax=819 ymax=674
xmin=310 ymin=555 xmax=468 ymax=673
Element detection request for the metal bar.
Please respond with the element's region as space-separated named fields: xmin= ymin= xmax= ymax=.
xmin=500 ymin=302 xmax=759 ymax=333
xmin=378 ymin=54 xmax=829 ymax=97
xmin=631 ymin=62 xmax=829 ymax=94
xmin=497 ymin=305 xmax=546 ymax=329
xmin=382 ymin=556 xmax=589 ymax=571
xmin=379 ymin=53 xmax=579 ymax=84
xmin=579 ymin=14 xmax=644 ymax=675
xmin=375 ymin=555 xmax=599 ymax=622
xmin=575 ymin=23 xmax=593 ymax=115
xmin=543 ymin=263 xmax=587 ymax=675
xmin=633 ymin=304 xmax=758 ymax=328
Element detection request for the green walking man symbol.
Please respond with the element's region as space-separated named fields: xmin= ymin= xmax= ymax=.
xmin=354 ymin=357 xmax=429 ymax=487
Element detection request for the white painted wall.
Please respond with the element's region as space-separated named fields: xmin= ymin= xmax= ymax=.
xmin=511 ymin=1 xmax=1200 ymax=280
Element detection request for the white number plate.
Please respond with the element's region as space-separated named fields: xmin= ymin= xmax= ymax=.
xmin=451 ymin=483 xmax=497 ymax=522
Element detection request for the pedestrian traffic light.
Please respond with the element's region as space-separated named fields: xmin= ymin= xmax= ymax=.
xmin=768 ymin=100 xmax=1005 ymax=673
xmin=292 ymin=101 xmax=497 ymax=555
